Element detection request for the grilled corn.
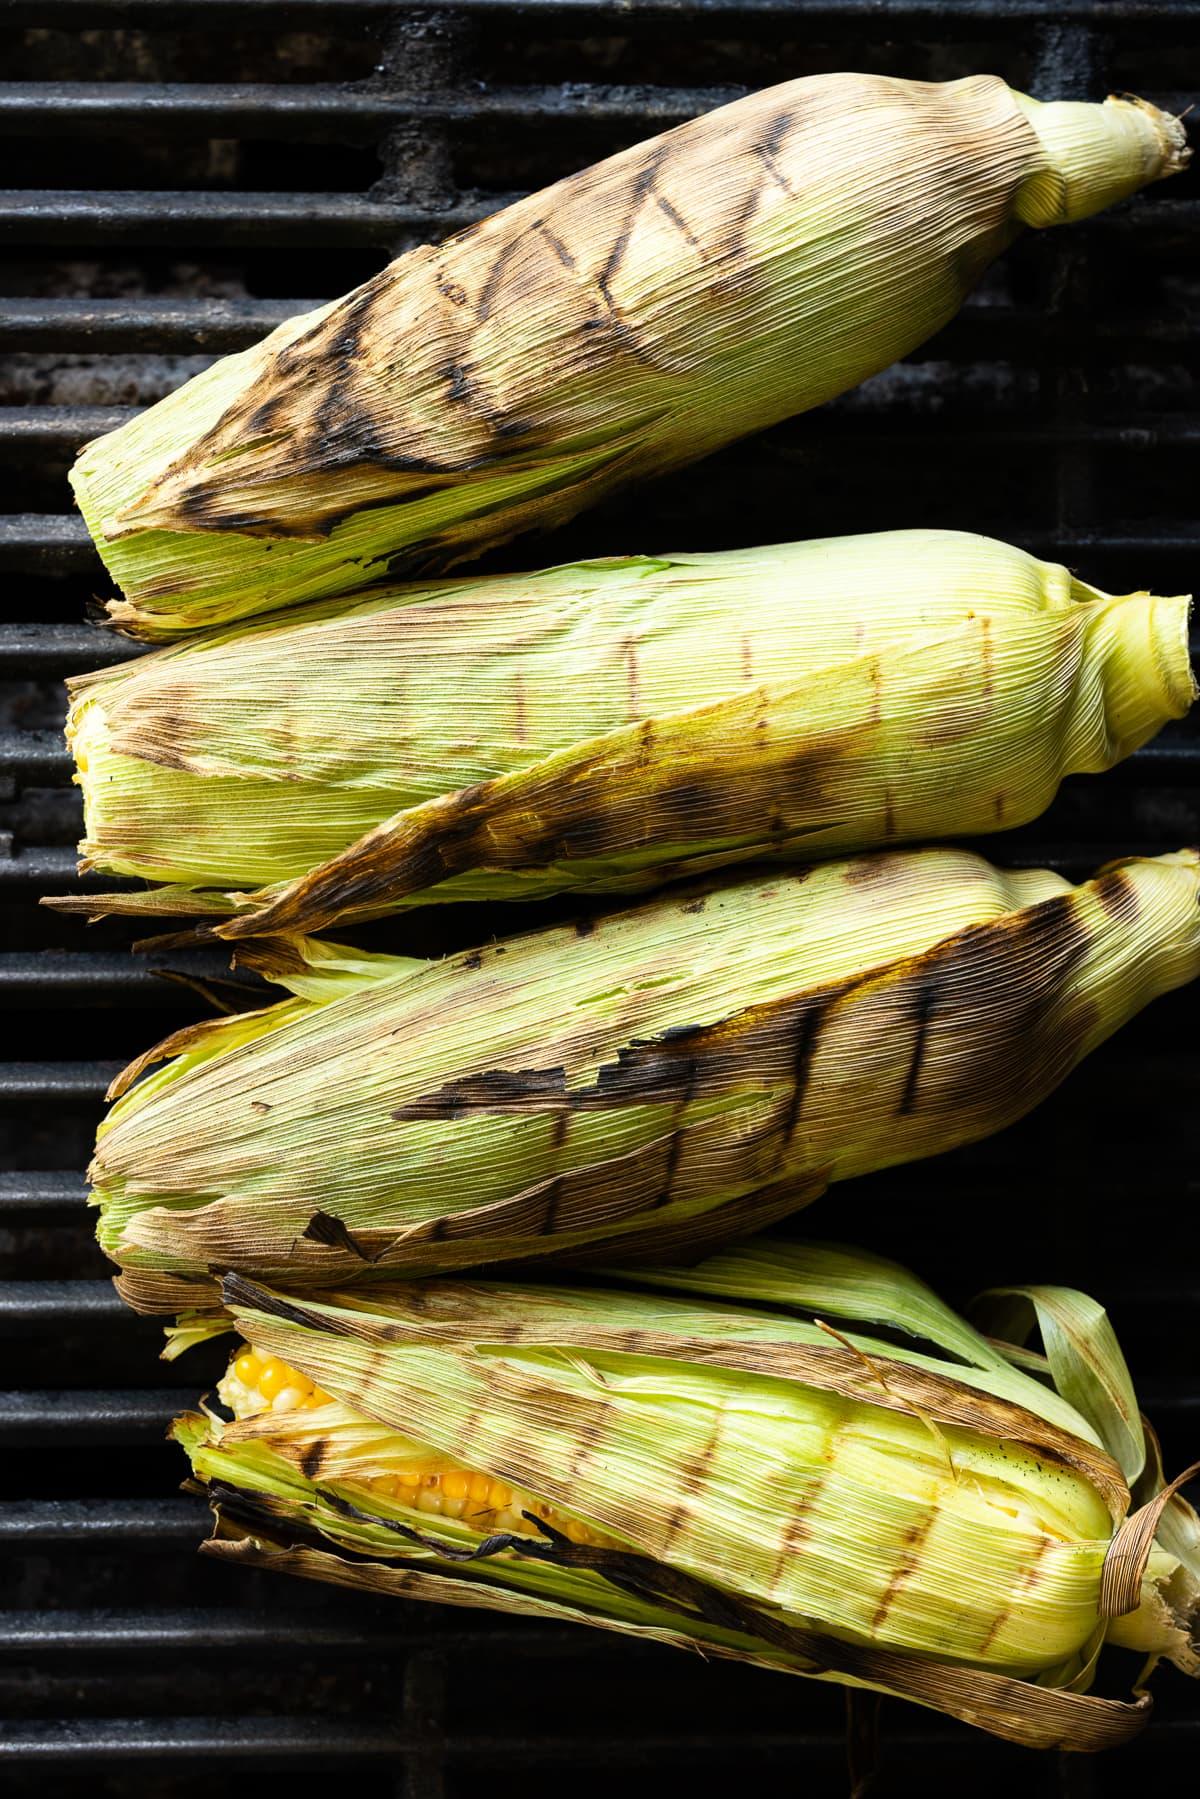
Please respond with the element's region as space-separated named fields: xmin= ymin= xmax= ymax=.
xmin=172 ymin=1243 xmax=1200 ymax=1749
xmin=92 ymin=844 xmax=1200 ymax=1313
xmin=51 ymin=530 xmax=1193 ymax=936
xmin=70 ymin=77 xmax=1187 ymax=639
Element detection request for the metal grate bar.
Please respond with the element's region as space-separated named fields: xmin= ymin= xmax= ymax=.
xmin=0 ymin=1173 xmax=89 ymax=1216
xmin=0 ymin=849 xmax=121 ymax=892
xmin=0 ymin=408 xmax=139 ymax=447
xmin=0 ymin=1064 xmax=126 ymax=1108
xmin=0 ymin=1281 xmax=131 ymax=1327
xmin=0 ymin=1610 xmax=448 ymax=1657
xmin=0 ymin=515 xmax=94 ymax=572
xmin=14 ymin=0 xmax=1200 ymax=21
xmin=0 ymin=1391 xmax=182 ymax=1443
xmin=0 ymin=298 xmax=306 ymax=354
xmin=0 ymin=1498 xmax=208 ymax=1545
xmin=0 ymin=81 xmax=753 ymax=136
xmin=0 ymin=190 xmax=501 ymax=247
xmin=0 ymin=623 xmax=142 ymax=676
xmin=1 ymin=1714 xmax=1194 ymax=1770
xmin=0 ymin=953 xmax=265 ymax=1007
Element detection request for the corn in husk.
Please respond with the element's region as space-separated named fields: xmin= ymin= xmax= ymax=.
xmin=173 ymin=1242 xmax=1200 ymax=1750
xmin=92 ymin=844 xmax=1200 ymax=1314
xmin=51 ymin=530 xmax=1194 ymax=938
xmin=71 ymin=77 xmax=1187 ymax=639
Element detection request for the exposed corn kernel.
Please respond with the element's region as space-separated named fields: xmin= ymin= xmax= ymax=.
xmin=256 ymin=1361 xmax=291 ymax=1401
xmin=228 ymin=1343 xmax=609 ymax=1548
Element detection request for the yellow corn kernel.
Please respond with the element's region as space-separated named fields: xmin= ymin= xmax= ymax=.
xmin=255 ymin=1360 xmax=290 ymax=1400
xmin=468 ymin=1473 xmax=491 ymax=1504
xmin=234 ymin=1350 xmax=263 ymax=1385
xmin=442 ymin=1469 xmax=470 ymax=1501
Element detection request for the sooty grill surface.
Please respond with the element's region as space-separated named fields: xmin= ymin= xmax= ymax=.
xmin=0 ymin=3 xmax=1197 ymax=1794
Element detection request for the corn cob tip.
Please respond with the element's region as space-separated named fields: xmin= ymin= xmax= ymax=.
xmin=1014 ymin=92 xmax=1190 ymax=226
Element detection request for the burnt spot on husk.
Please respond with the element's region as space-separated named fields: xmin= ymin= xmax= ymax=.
xmin=1095 ymin=867 xmax=1137 ymax=925
xmin=868 ymin=1507 xmax=936 ymax=1631
xmin=394 ymin=1066 xmax=571 ymax=1121
xmin=300 ymin=1437 xmax=330 ymax=1480
xmin=301 ymin=1210 xmax=380 ymax=1263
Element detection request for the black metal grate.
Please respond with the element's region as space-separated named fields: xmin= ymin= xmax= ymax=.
xmin=1 ymin=3 xmax=1197 ymax=1793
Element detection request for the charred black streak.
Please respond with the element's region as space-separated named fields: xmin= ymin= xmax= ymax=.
xmin=299 ymin=1438 xmax=328 ymax=1480
xmin=740 ymin=635 xmax=755 ymax=685
xmin=655 ymin=193 xmax=703 ymax=251
xmin=980 ymin=616 xmax=994 ymax=700
xmin=462 ymin=951 xmax=483 ymax=970
xmin=681 ymin=898 xmax=706 ymax=915
xmin=779 ymin=1005 xmax=824 ymax=1145
xmin=221 ymin=1272 xmax=334 ymax=1336
xmin=250 ymin=1099 xmax=272 ymax=1115
xmin=302 ymin=1209 xmax=378 ymax=1262
xmin=532 ymin=218 xmax=577 ymax=271
xmin=751 ymin=140 xmax=794 ymax=197
xmin=595 ymin=151 xmax=670 ymax=354
xmin=540 ymin=1173 xmax=567 ymax=1235
xmin=574 ymin=916 xmax=596 ymax=937
xmin=897 ymin=986 xmax=935 ymax=1115
xmin=477 ymin=238 xmax=522 ymax=324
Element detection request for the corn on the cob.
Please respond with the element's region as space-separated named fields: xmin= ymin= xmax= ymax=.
xmin=71 ymin=77 xmax=1186 ymax=640
xmin=92 ymin=844 xmax=1200 ymax=1314
xmin=173 ymin=1243 xmax=1200 ymax=1749
xmin=49 ymin=530 xmax=1194 ymax=936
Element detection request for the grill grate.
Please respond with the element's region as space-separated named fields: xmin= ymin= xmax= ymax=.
xmin=2 ymin=2 xmax=1197 ymax=1793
